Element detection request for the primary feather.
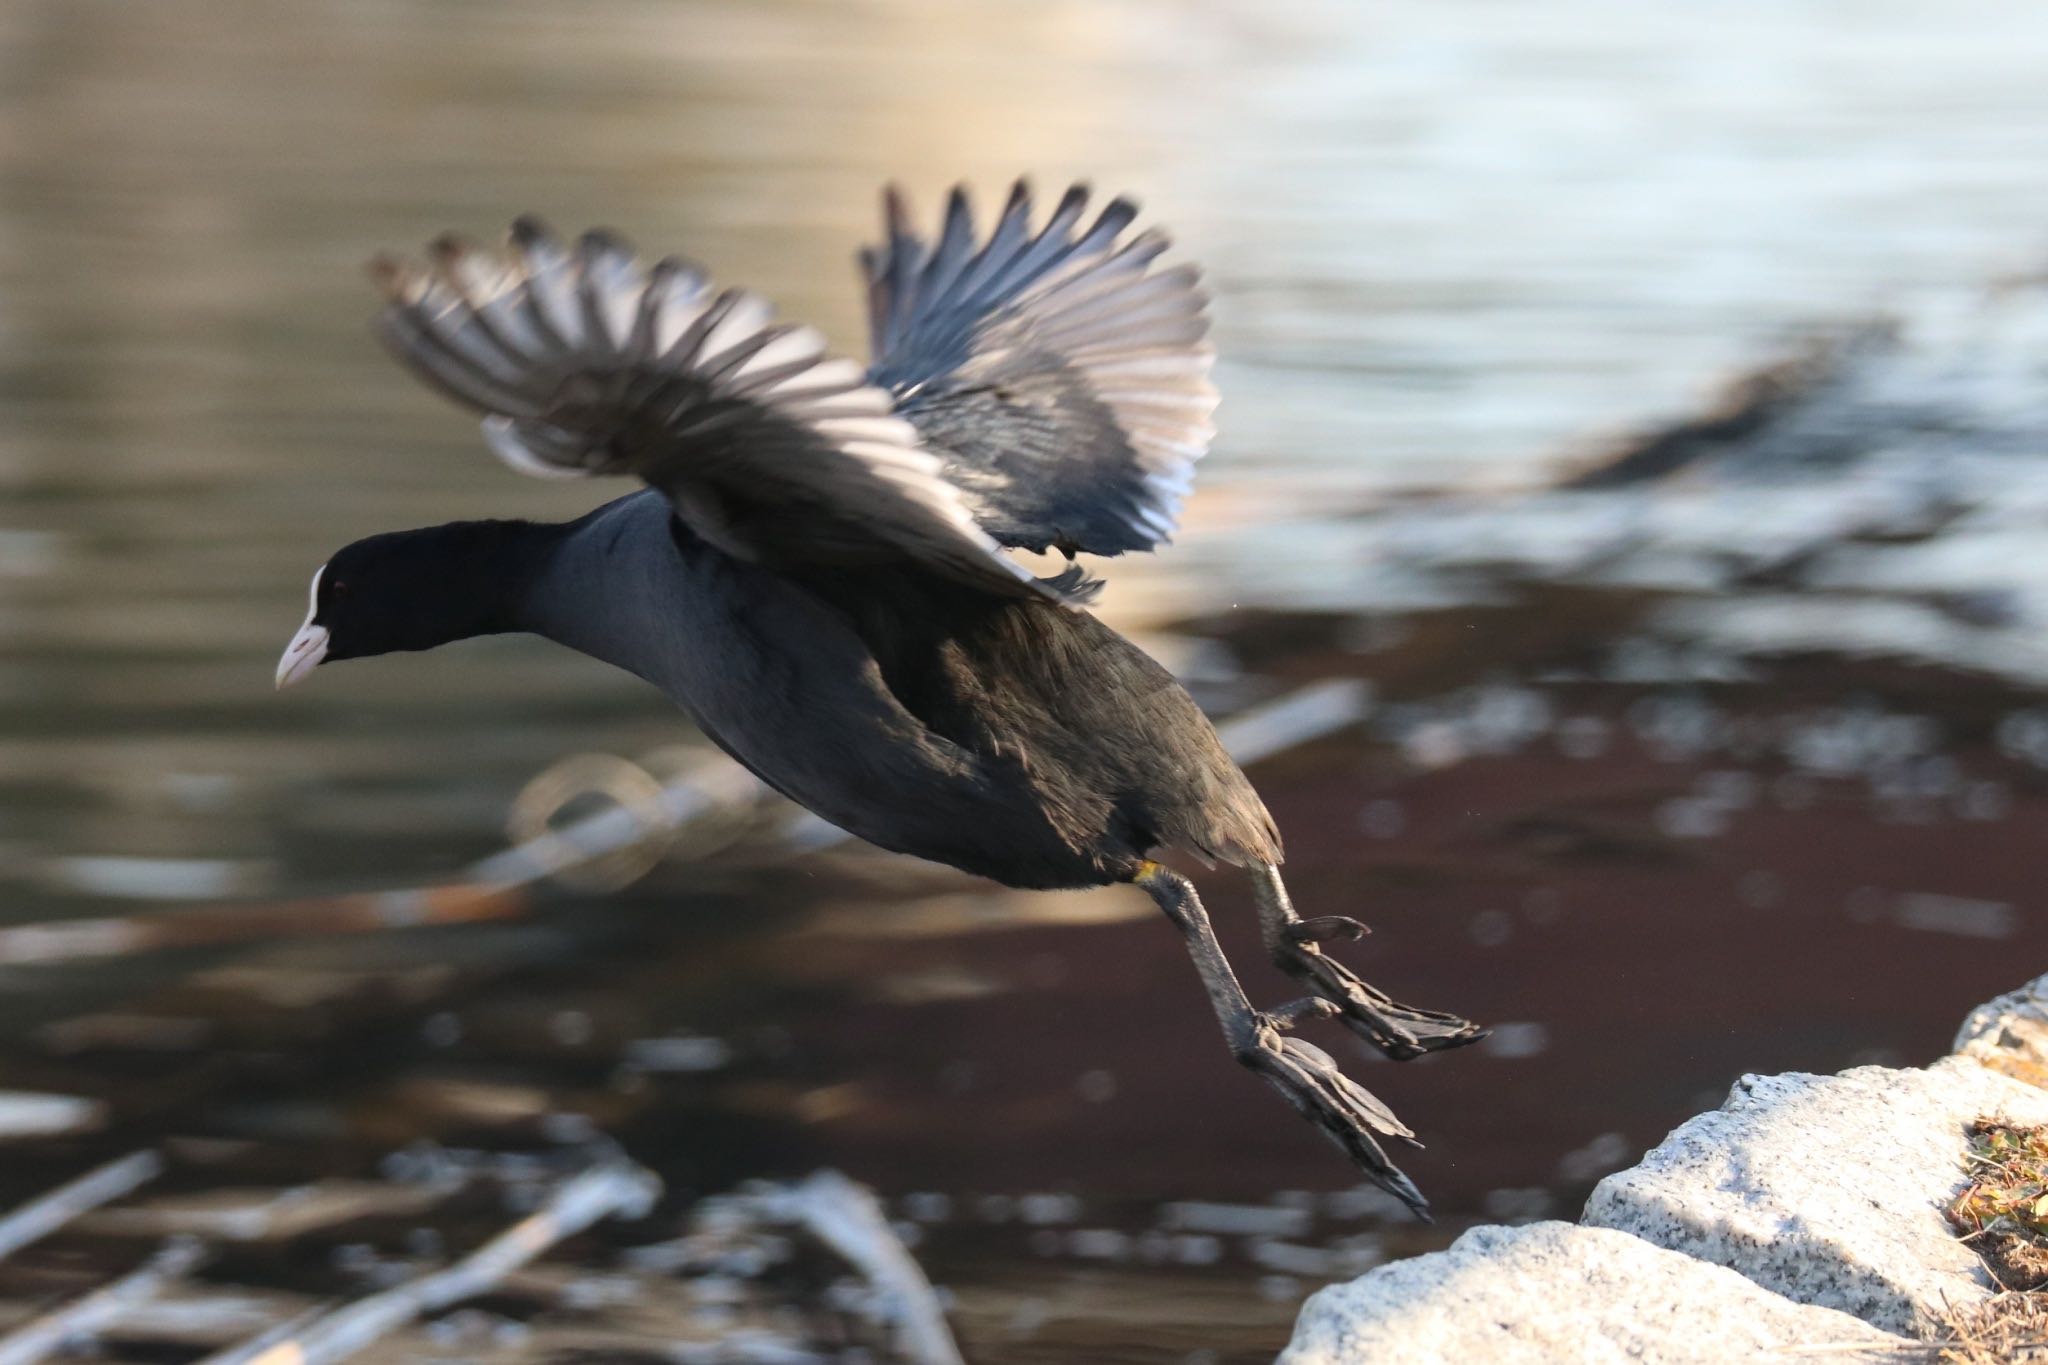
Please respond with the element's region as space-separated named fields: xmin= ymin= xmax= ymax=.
xmin=367 ymin=183 xmax=1215 ymax=606
xmin=862 ymin=180 xmax=1218 ymax=560
xmin=370 ymin=220 xmax=1074 ymax=604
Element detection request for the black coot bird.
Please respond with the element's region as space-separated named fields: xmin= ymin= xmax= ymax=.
xmin=276 ymin=181 xmax=1484 ymax=1214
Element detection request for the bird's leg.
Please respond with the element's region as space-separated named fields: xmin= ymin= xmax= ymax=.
xmin=1134 ymin=861 xmax=1432 ymax=1217
xmin=1251 ymin=862 xmax=1488 ymax=1062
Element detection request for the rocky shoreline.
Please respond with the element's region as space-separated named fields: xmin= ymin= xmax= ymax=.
xmin=1280 ymin=975 xmax=2048 ymax=1362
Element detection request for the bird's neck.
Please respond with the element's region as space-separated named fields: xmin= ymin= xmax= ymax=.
xmin=392 ymin=518 xmax=569 ymax=649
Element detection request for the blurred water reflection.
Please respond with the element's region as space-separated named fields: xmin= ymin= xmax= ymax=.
xmin=8 ymin=0 xmax=2048 ymax=905
xmin=6 ymin=2 xmax=2048 ymax=1358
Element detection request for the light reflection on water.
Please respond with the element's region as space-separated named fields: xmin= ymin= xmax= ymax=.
xmin=7 ymin=0 xmax=2048 ymax=906
xmin=4 ymin=4 xmax=2048 ymax=1355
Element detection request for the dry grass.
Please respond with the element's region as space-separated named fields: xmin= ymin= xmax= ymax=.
xmin=1949 ymin=1122 xmax=2048 ymax=1292
xmin=1934 ymin=1292 xmax=2048 ymax=1364
xmin=1937 ymin=1120 xmax=2048 ymax=1362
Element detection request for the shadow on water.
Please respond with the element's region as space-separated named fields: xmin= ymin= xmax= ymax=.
xmin=8 ymin=0 xmax=2048 ymax=1359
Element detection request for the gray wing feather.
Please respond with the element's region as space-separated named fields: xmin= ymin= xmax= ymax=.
xmin=372 ymin=219 xmax=1074 ymax=603
xmin=861 ymin=180 xmax=1215 ymax=559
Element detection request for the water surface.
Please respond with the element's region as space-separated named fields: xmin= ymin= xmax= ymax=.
xmin=5 ymin=3 xmax=2048 ymax=1359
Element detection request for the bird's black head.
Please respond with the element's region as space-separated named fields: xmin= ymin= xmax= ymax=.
xmin=276 ymin=521 xmax=547 ymax=688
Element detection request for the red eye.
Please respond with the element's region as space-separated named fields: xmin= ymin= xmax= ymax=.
xmin=331 ymin=581 xmax=349 ymax=598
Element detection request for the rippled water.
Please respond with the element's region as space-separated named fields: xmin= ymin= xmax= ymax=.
xmin=6 ymin=3 xmax=2048 ymax=1358
xmin=9 ymin=0 xmax=2048 ymax=901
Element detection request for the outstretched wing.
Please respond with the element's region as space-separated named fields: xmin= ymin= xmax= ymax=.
xmin=370 ymin=219 xmax=1076 ymax=603
xmin=862 ymin=181 xmax=1217 ymax=558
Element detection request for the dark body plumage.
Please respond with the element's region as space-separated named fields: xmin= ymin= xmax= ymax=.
xmin=283 ymin=181 xmax=1483 ymax=1215
xmin=518 ymin=490 xmax=1278 ymax=889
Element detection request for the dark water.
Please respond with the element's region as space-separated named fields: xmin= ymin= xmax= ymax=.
xmin=7 ymin=2 xmax=2048 ymax=1360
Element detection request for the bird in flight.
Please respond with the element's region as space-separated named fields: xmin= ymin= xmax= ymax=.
xmin=276 ymin=180 xmax=1485 ymax=1214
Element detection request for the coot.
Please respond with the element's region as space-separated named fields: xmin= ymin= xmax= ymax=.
xmin=276 ymin=181 xmax=1483 ymax=1214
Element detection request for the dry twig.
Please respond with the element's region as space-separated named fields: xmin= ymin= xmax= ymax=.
xmin=743 ymin=1171 xmax=965 ymax=1365
xmin=195 ymin=1159 xmax=659 ymax=1365
xmin=0 ymin=1238 xmax=207 ymax=1365
xmin=0 ymin=1151 xmax=163 ymax=1263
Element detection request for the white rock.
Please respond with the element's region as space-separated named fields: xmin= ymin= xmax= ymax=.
xmin=1583 ymin=1058 xmax=2048 ymax=1335
xmin=1953 ymin=972 xmax=2048 ymax=1088
xmin=1278 ymin=1222 xmax=1902 ymax=1365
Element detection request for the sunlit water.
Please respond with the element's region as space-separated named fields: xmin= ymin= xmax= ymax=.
xmin=8 ymin=0 xmax=2048 ymax=901
xmin=4 ymin=2 xmax=2048 ymax=1357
